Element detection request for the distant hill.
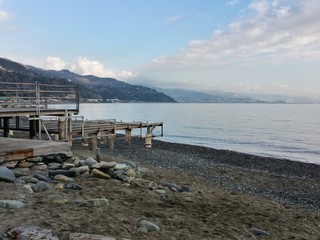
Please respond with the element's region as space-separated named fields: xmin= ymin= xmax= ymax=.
xmin=0 ymin=57 xmax=176 ymax=103
xmin=153 ymin=87 xmax=266 ymax=103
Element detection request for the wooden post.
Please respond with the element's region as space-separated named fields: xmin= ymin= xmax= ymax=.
xmin=15 ymin=116 xmax=20 ymax=129
xmin=82 ymin=133 xmax=89 ymax=146
xmin=91 ymin=135 xmax=97 ymax=151
xmin=67 ymin=114 xmax=72 ymax=145
xmin=125 ymin=128 xmax=132 ymax=145
xmin=145 ymin=126 xmax=152 ymax=148
xmin=107 ymin=134 xmax=115 ymax=150
xmin=3 ymin=117 xmax=10 ymax=137
xmin=29 ymin=117 xmax=36 ymax=139
xmin=96 ymin=148 xmax=101 ymax=162
xmin=58 ymin=117 xmax=66 ymax=140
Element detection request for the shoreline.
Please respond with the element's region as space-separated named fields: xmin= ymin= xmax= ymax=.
xmin=88 ymin=137 xmax=320 ymax=212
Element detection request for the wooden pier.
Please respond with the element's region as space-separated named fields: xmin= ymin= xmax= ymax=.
xmin=0 ymin=81 xmax=163 ymax=149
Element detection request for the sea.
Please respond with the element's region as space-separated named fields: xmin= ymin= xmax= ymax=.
xmin=75 ymin=103 xmax=320 ymax=165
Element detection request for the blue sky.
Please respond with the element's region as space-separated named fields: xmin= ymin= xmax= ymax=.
xmin=1 ymin=0 xmax=320 ymax=97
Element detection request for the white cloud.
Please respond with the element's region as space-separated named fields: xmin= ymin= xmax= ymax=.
xmin=46 ymin=56 xmax=67 ymax=70
xmin=165 ymin=15 xmax=183 ymax=23
xmin=0 ymin=10 xmax=9 ymax=21
xmin=226 ymin=0 xmax=240 ymax=7
xmin=152 ymin=0 xmax=320 ymax=68
xmin=46 ymin=56 xmax=133 ymax=80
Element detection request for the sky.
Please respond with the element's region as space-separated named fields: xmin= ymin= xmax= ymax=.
xmin=0 ymin=0 xmax=320 ymax=97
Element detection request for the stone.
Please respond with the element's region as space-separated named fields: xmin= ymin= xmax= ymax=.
xmin=122 ymin=160 xmax=137 ymax=169
xmin=34 ymin=172 xmax=52 ymax=183
xmin=126 ymin=168 xmax=137 ymax=178
xmin=81 ymin=172 xmax=90 ymax=178
xmin=17 ymin=161 xmax=34 ymax=168
xmin=2 ymin=160 xmax=19 ymax=169
xmin=31 ymin=163 xmax=48 ymax=171
xmin=131 ymin=178 xmax=157 ymax=190
xmin=250 ymin=227 xmax=271 ymax=237
xmin=48 ymin=195 xmax=69 ymax=205
xmin=137 ymin=220 xmax=160 ymax=232
xmin=7 ymin=226 xmax=58 ymax=240
xmin=71 ymin=166 xmax=90 ymax=174
xmin=27 ymin=177 xmax=39 ymax=184
xmin=23 ymin=184 xmax=34 ymax=193
xmin=65 ymin=182 xmax=83 ymax=190
xmin=114 ymin=163 xmax=128 ymax=171
xmin=54 ymin=174 xmax=74 ymax=182
xmin=48 ymin=169 xmax=78 ymax=178
xmin=153 ymin=189 xmax=166 ymax=195
xmin=92 ymin=161 xmax=117 ymax=169
xmin=114 ymin=174 xmax=130 ymax=182
xmin=137 ymin=167 xmax=154 ymax=174
xmin=14 ymin=178 xmax=26 ymax=185
xmin=47 ymin=162 xmax=62 ymax=170
xmin=44 ymin=154 xmax=64 ymax=163
xmin=69 ymin=233 xmax=116 ymax=240
xmin=62 ymin=163 xmax=75 ymax=170
xmin=162 ymin=181 xmax=183 ymax=192
xmin=54 ymin=183 xmax=65 ymax=191
xmin=26 ymin=156 xmax=43 ymax=163
xmin=75 ymin=197 xmax=108 ymax=207
xmin=91 ymin=169 xmax=111 ymax=179
xmin=0 ymin=166 xmax=16 ymax=183
xmin=84 ymin=157 xmax=98 ymax=168
xmin=0 ymin=200 xmax=25 ymax=209
xmin=11 ymin=168 xmax=30 ymax=177
xmin=32 ymin=181 xmax=53 ymax=192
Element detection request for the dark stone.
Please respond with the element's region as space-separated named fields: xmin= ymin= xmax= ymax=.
xmin=48 ymin=169 xmax=77 ymax=178
xmin=65 ymin=182 xmax=83 ymax=190
xmin=34 ymin=172 xmax=52 ymax=182
xmin=180 ymin=186 xmax=190 ymax=192
xmin=32 ymin=181 xmax=53 ymax=192
xmin=0 ymin=166 xmax=16 ymax=183
xmin=250 ymin=227 xmax=271 ymax=237
xmin=114 ymin=174 xmax=129 ymax=182
xmin=43 ymin=154 xmax=65 ymax=163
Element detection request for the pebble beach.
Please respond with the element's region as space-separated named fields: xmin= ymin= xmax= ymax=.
xmin=0 ymin=137 xmax=320 ymax=239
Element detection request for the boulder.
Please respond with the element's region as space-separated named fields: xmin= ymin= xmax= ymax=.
xmin=54 ymin=174 xmax=74 ymax=182
xmin=32 ymin=181 xmax=53 ymax=192
xmin=0 ymin=166 xmax=16 ymax=183
xmin=137 ymin=220 xmax=160 ymax=232
xmin=91 ymin=169 xmax=111 ymax=179
xmin=0 ymin=200 xmax=25 ymax=209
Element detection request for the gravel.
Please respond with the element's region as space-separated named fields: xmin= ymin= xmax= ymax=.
xmin=76 ymin=137 xmax=320 ymax=212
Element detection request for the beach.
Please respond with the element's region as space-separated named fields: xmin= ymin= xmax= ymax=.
xmin=1 ymin=138 xmax=320 ymax=239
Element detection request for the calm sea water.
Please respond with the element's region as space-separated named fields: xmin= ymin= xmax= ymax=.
xmin=77 ymin=103 xmax=320 ymax=164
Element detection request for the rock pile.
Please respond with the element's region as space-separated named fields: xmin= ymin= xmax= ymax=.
xmin=0 ymin=153 xmax=192 ymax=239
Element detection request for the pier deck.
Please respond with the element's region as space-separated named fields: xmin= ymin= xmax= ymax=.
xmin=0 ymin=81 xmax=163 ymax=149
xmin=0 ymin=138 xmax=72 ymax=162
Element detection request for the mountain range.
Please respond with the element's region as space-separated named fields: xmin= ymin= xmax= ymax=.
xmin=1 ymin=57 xmax=318 ymax=104
xmin=0 ymin=57 xmax=175 ymax=103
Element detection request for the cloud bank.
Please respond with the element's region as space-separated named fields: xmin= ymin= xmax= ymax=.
xmin=46 ymin=56 xmax=133 ymax=79
xmin=153 ymin=0 xmax=320 ymax=67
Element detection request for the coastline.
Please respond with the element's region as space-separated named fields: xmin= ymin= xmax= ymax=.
xmin=96 ymin=137 xmax=320 ymax=212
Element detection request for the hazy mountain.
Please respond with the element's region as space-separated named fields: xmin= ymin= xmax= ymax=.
xmin=152 ymin=87 xmax=266 ymax=103
xmin=0 ymin=57 xmax=176 ymax=103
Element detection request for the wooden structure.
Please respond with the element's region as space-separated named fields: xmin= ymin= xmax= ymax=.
xmin=0 ymin=81 xmax=163 ymax=149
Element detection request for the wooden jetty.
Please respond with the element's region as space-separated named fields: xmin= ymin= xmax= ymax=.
xmin=0 ymin=81 xmax=163 ymax=149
